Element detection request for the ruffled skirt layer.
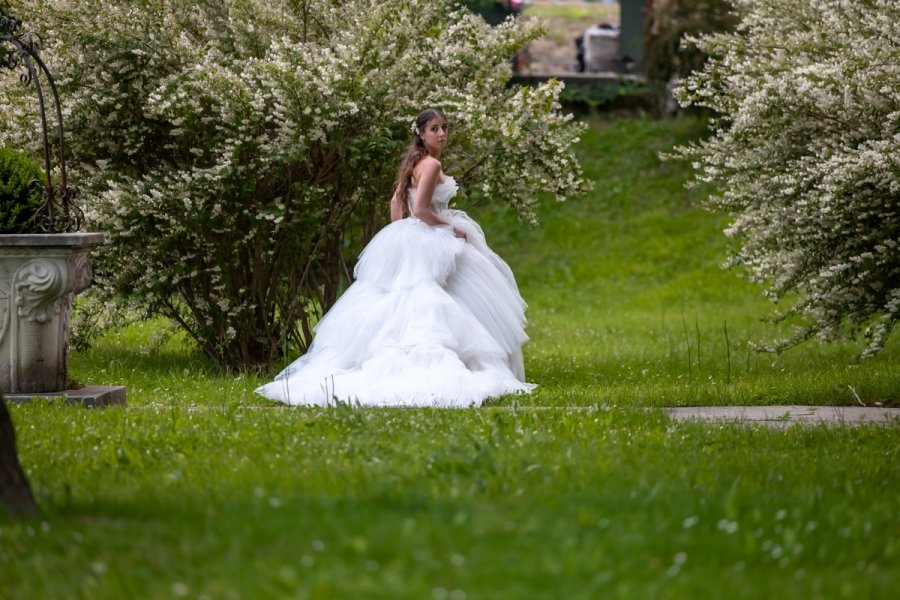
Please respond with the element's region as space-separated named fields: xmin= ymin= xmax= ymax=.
xmin=255 ymin=211 xmax=534 ymax=407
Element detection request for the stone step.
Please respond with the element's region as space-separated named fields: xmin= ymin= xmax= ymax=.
xmin=5 ymin=385 xmax=126 ymax=407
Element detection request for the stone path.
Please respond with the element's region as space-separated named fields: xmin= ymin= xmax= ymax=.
xmin=664 ymin=405 xmax=900 ymax=427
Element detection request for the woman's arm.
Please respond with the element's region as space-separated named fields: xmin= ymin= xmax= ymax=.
xmin=390 ymin=189 xmax=405 ymax=222
xmin=411 ymin=160 xmax=466 ymax=238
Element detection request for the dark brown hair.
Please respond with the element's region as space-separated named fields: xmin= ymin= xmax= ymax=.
xmin=393 ymin=108 xmax=447 ymax=213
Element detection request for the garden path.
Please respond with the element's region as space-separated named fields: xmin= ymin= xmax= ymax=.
xmin=663 ymin=405 xmax=900 ymax=427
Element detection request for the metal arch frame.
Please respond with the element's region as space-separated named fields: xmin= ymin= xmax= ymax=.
xmin=1 ymin=3 xmax=82 ymax=233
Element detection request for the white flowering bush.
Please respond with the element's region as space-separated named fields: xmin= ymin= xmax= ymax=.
xmin=0 ymin=0 xmax=588 ymax=370
xmin=674 ymin=0 xmax=900 ymax=356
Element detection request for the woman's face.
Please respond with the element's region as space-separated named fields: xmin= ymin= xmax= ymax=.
xmin=420 ymin=117 xmax=449 ymax=154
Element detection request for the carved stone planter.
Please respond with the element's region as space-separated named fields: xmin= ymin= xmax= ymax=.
xmin=0 ymin=233 xmax=104 ymax=393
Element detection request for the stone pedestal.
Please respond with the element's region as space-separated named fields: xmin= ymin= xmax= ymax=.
xmin=0 ymin=233 xmax=105 ymax=394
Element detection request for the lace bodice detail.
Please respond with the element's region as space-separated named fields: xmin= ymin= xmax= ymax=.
xmin=408 ymin=176 xmax=458 ymax=213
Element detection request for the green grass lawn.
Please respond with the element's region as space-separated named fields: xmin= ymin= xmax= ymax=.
xmin=524 ymin=2 xmax=619 ymax=22
xmin=2 ymin=116 xmax=898 ymax=598
xmin=480 ymin=116 xmax=899 ymax=409
xmin=521 ymin=1 xmax=620 ymax=65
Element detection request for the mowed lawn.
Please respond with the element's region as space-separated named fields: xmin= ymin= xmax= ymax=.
xmin=2 ymin=117 xmax=898 ymax=599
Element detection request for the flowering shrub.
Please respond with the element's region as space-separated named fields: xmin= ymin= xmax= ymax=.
xmin=675 ymin=0 xmax=899 ymax=356
xmin=0 ymin=0 xmax=589 ymax=370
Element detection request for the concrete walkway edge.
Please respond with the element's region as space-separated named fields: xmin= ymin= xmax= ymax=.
xmin=663 ymin=405 xmax=900 ymax=426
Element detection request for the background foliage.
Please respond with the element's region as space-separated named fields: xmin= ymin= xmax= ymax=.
xmin=0 ymin=146 xmax=43 ymax=234
xmin=675 ymin=0 xmax=900 ymax=356
xmin=643 ymin=0 xmax=737 ymax=112
xmin=0 ymin=0 xmax=588 ymax=371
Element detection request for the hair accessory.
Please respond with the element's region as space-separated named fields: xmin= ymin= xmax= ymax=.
xmin=411 ymin=121 xmax=420 ymax=135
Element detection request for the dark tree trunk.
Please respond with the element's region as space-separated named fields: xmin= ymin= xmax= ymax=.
xmin=0 ymin=395 xmax=39 ymax=517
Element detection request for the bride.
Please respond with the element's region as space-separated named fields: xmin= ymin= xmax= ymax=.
xmin=256 ymin=108 xmax=535 ymax=406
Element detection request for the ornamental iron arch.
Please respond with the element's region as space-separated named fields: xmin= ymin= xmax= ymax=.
xmin=0 ymin=2 xmax=82 ymax=233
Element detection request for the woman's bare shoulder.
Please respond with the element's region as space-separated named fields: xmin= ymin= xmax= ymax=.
xmin=414 ymin=156 xmax=442 ymax=176
xmin=422 ymin=155 xmax=442 ymax=168
xmin=412 ymin=156 xmax=442 ymax=185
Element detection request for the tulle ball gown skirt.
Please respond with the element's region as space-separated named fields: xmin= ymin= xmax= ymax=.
xmin=255 ymin=210 xmax=535 ymax=407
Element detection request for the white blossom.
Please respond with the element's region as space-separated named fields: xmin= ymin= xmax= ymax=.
xmin=673 ymin=0 xmax=900 ymax=356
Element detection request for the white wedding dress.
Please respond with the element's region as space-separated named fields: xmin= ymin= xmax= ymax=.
xmin=255 ymin=176 xmax=536 ymax=407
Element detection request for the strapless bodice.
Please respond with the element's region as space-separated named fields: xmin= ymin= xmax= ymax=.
xmin=408 ymin=176 xmax=458 ymax=213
